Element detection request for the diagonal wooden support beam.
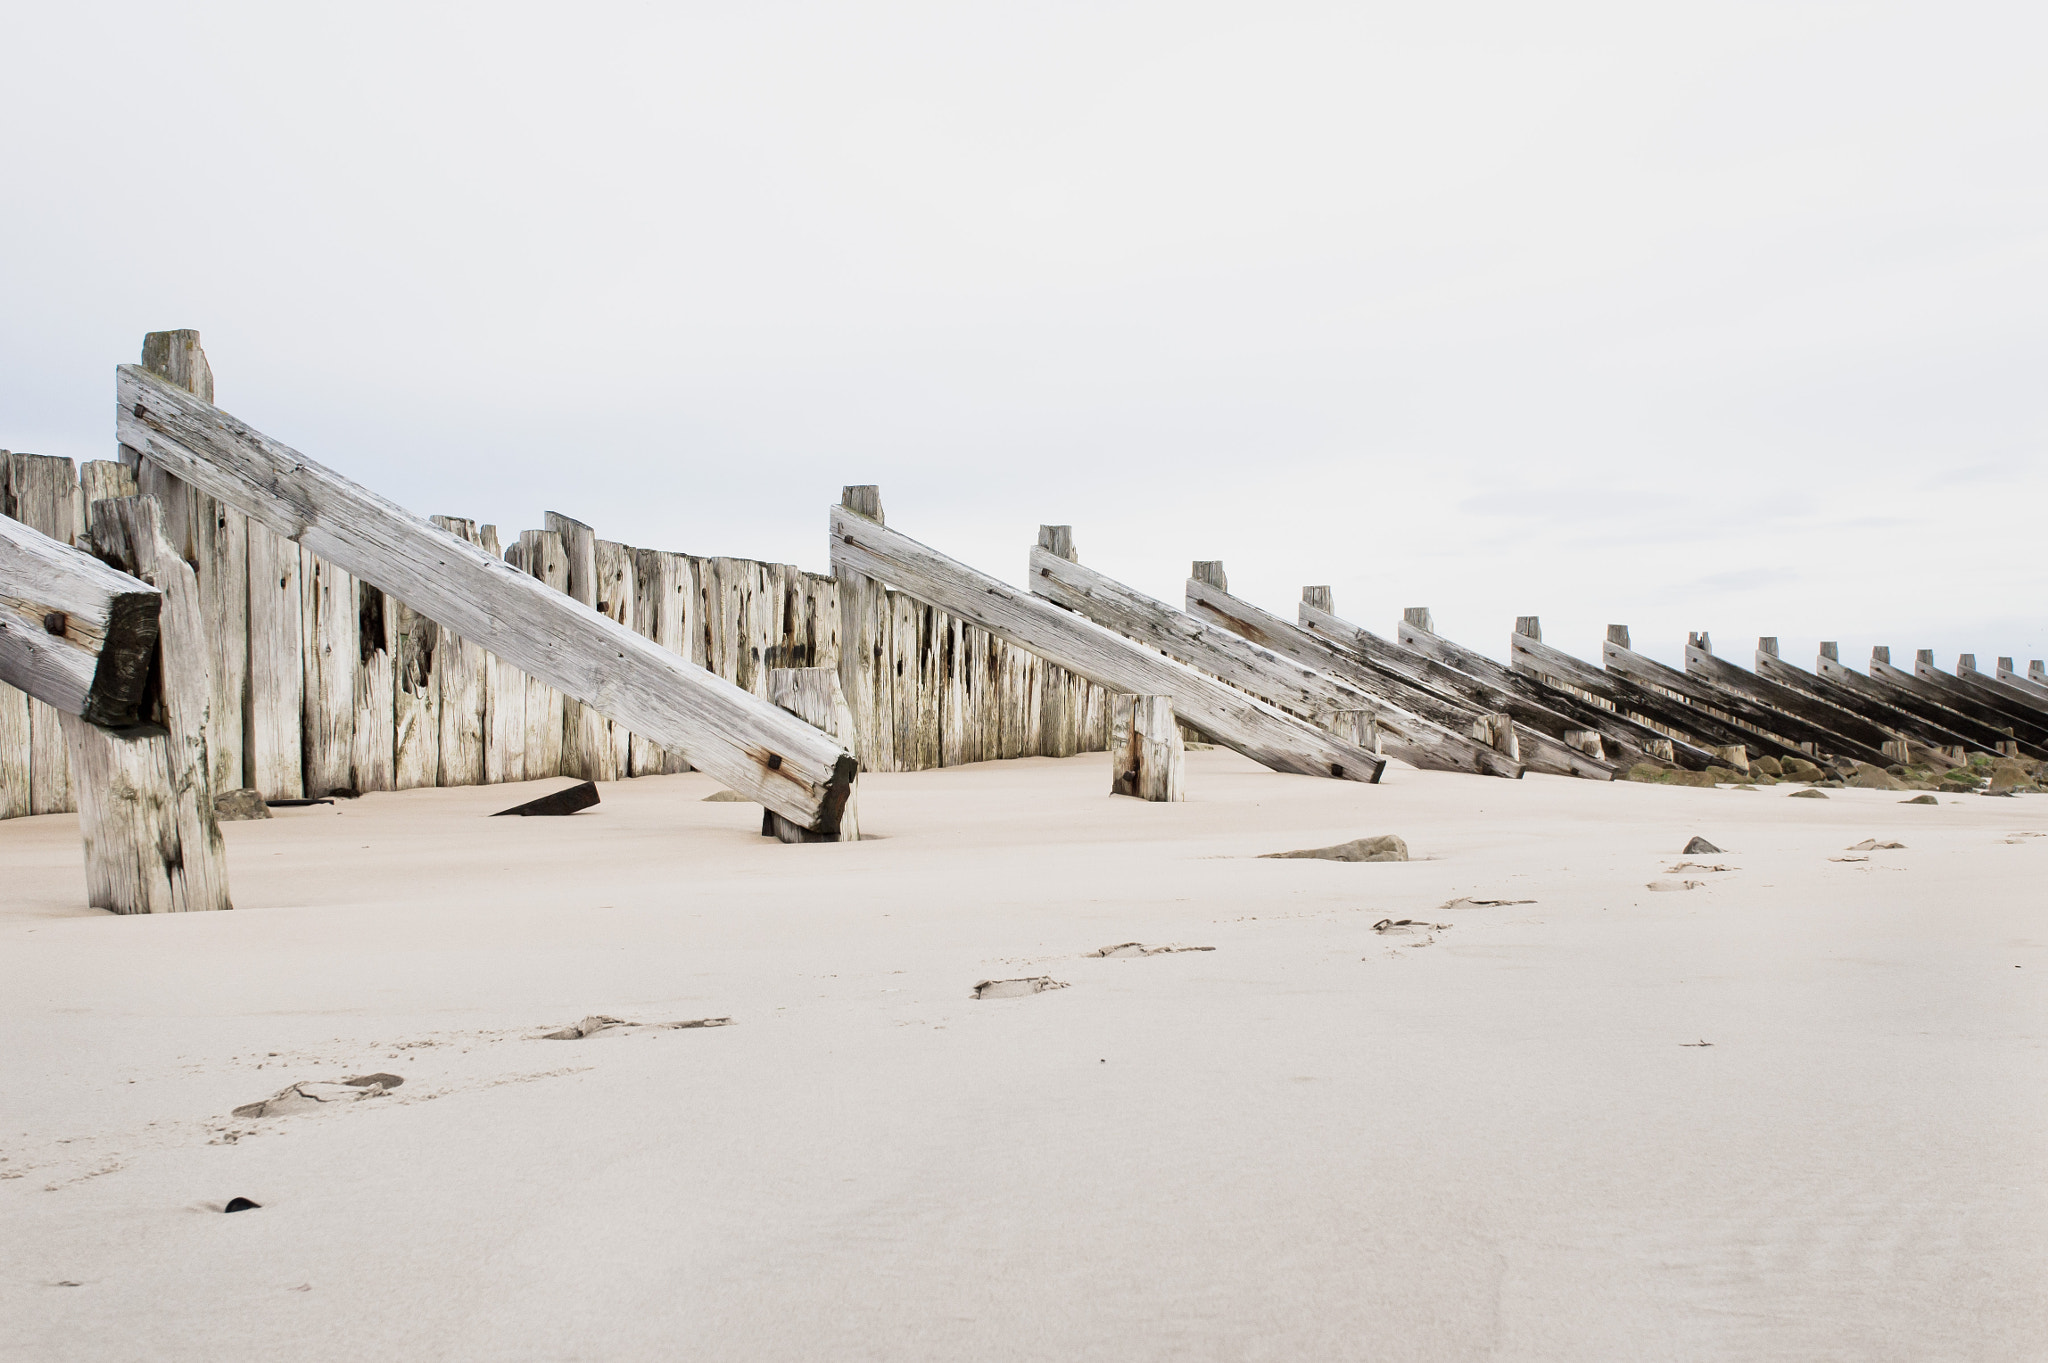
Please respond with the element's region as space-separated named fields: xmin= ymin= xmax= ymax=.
xmin=1854 ymin=648 xmax=2037 ymax=749
xmin=1605 ymin=633 xmax=1894 ymax=766
xmin=1882 ymin=650 xmax=2048 ymax=747
xmin=1956 ymin=654 xmax=2048 ymax=719
xmin=1175 ymin=582 xmax=1539 ymax=777
xmin=116 ymin=364 xmax=857 ymax=834
xmin=1757 ymin=644 xmax=2020 ymax=759
xmin=825 ymin=508 xmax=1384 ymax=782
xmin=0 ymin=513 xmax=161 ymax=727
xmin=1394 ymin=609 xmax=1716 ymax=770
xmin=1028 ymin=548 xmax=1497 ymax=777
xmin=1683 ymin=637 xmax=1906 ymax=762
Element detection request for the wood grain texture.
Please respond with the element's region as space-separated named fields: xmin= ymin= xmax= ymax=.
xmin=1109 ymin=694 xmax=1185 ymax=801
xmin=301 ymin=553 xmax=357 ymax=795
xmin=765 ymin=666 xmax=860 ymax=841
xmin=120 ymin=369 xmax=856 ymax=832
xmin=518 ymin=530 xmax=568 ymax=779
xmin=1755 ymin=649 xmax=2008 ymax=757
xmin=0 ymin=511 xmax=161 ymax=725
xmin=428 ymin=517 xmax=489 ymax=787
xmin=1604 ymin=639 xmax=1893 ymax=766
xmin=1156 ymin=575 xmax=1527 ymax=777
xmin=1903 ymin=654 xmax=2048 ymax=743
xmin=1954 ymin=655 xmax=2048 ymax=719
xmin=1393 ymin=613 xmax=1708 ymax=770
xmin=78 ymin=495 xmax=231 ymax=913
xmin=352 ymin=582 xmax=397 ymax=791
xmin=835 ymin=486 xmax=892 ymax=772
xmin=1809 ymin=649 xmax=2021 ymax=755
xmin=0 ymin=678 xmax=26 ymax=819
xmin=828 ymin=507 xmax=1382 ymax=782
xmin=246 ymin=524 xmax=305 ymax=799
xmin=11 ymin=453 xmax=83 ymax=814
xmin=1684 ymin=641 xmax=1904 ymax=760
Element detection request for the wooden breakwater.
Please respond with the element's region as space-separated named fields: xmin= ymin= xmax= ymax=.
xmin=0 ymin=461 xmax=1113 ymax=818
xmin=0 ymin=339 xmax=1111 ymax=822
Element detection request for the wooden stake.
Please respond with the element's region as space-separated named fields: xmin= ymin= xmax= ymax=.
xmin=836 ymin=486 xmax=891 ymax=773
xmin=764 ymin=667 xmax=860 ymax=841
xmin=1109 ymin=694 xmax=1185 ymax=801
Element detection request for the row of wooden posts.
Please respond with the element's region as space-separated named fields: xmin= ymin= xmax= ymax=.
xmin=7 ymin=330 xmax=2047 ymax=913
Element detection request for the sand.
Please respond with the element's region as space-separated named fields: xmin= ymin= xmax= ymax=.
xmin=3 ymin=752 xmax=2044 ymax=1360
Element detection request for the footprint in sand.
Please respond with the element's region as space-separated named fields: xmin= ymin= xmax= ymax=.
xmin=972 ymin=977 xmax=1068 ymax=999
xmin=231 ymin=1073 xmax=403 ymax=1119
xmin=1646 ymin=879 xmax=1704 ymax=892
xmin=539 ymin=1016 xmax=733 ymax=1040
xmin=1087 ymin=943 xmax=1216 ymax=957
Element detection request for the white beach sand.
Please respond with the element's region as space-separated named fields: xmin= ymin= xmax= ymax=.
xmin=3 ymin=752 xmax=2044 ymax=1361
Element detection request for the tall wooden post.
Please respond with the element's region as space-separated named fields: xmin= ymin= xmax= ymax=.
xmin=765 ymin=666 xmax=860 ymax=842
xmin=1109 ymin=694 xmax=1185 ymax=801
xmin=836 ymin=486 xmax=890 ymax=773
xmin=9 ymin=453 xmax=81 ymax=814
xmin=68 ymin=496 xmax=232 ymax=913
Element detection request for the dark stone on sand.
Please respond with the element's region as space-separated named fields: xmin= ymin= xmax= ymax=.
xmin=1789 ymin=789 xmax=1829 ymax=799
xmin=213 ymin=788 xmax=271 ymax=821
xmin=1683 ymin=836 xmax=1722 ymax=854
xmin=492 ymin=781 xmax=600 ymax=817
xmin=1901 ymin=794 xmax=1939 ymax=805
xmin=702 ymin=790 xmax=751 ymax=802
xmin=223 ymin=1197 xmax=261 ymax=1213
xmin=1260 ymin=834 xmax=1408 ymax=863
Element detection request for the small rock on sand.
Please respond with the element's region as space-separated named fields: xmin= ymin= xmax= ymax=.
xmin=542 ymin=1015 xmax=733 ymax=1039
xmin=702 ymin=790 xmax=751 ymax=802
xmin=1088 ymin=943 xmax=1215 ymax=957
xmin=1260 ymin=835 xmax=1408 ymax=863
xmin=1646 ymin=879 xmax=1704 ymax=892
xmin=1789 ymin=789 xmax=1829 ymax=799
xmin=1683 ymin=836 xmax=1723 ymax=854
xmin=972 ymin=977 xmax=1068 ymax=999
xmin=1847 ymin=839 xmax=1905 ymax=850
xmin=213 ymin=788 xmax=271 ymax=821
xmin=1901 ymin=794 xmax=1939 ymax=804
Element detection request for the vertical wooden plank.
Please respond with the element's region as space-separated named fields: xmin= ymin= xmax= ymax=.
xmin=544 ymin=512 xmax=604 ymax=783
xmin=967 ymin=624 xmax=995 ymax=764
xmin=939 ymin=613 xmax=968 ymax=768
xmin=301 ymin=553 xmax=356 ymax=795
xmin=13 ymin=453 xmax=81 ymax=814
xmin=352 ymin=582 xmax=396 ymax=792
xmin=836 ymin=485 xmax=893 ymax=774
xmin=519 ymin=530 xmax=568 ymax=779
xmin=392 ymin=596 xmax=439 ymax=791
xmin=477 ymin=525 xmax=524 ymax=786
xmin=78 ymin=460 xmax=138 ymax=510
xmin=594 ymin=539 xmax=634 ymax=779
xmin=247 ymin=527 xmax=305 ymax=799
xmin=0 ymin=454 xmax=19 ymax=817
xmin=77 ymin=494 xmax=232 ymax=911
xmin=763 ymin=666 xmax=860 ymax=842
xmin=429 ymin=516 xmax=487 ymax=787
xmin=889 ymin=590 xmax=921 ymax=770
xmin=1108 ymin=693 xmax=1186 ymax=801
xmin=1041 ymin=663 xmax=1078 ymax=759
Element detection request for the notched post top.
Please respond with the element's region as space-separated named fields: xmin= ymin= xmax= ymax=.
xmin=1606 ymin=624 xmax=1631 ymax=649
xmin=1190 ymin=561 xmax=1226 ymax=591
xmin=1958 ymin=654 xmax=1977 ymax=673
xmin=1819 ymin=641 xmax=1839 ymax=661
xmin=1403 ymin=607 xmax=1434 ymax=634
xmin=1036 ymin=525 xmax=1076 ymax=562
xmin=1302 ymin=586 xmax=1334 ymax=614
xmin=1872 ymin=646 xmax=1891 ymax=664
xmin=841 ymin=485 xmax=884 ymax=524
xmin=1514 ymin=615 xmax=1541 ymax=641
xmin=140 ymin=329 xmax=213 ymax=403
xmin=1758 ymin=637 xmax=1779 ymax=657
xmin=1688 ymin=631 xmax=1712 ymax=654
xmin=1916 ymin=649 xmax=1935 ymax=666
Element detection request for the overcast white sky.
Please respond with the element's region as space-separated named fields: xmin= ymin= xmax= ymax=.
xmin=4 ymin=1 xmax=2042 ymax=672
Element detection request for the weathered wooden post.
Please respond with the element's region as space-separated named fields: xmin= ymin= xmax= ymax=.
xmin=765 ymin=666 xmax=859 ymax=841
xmin=1109 ymin=694 xmax=1184 ymax=801
xmin=517 ymin=529 xmax=569 ymax=777
xmin=1323 ymin=708 xmax=1380 ymax=754
xmin=836 ymin=486 xmax=890 ymax=773
xmin=1403 ymin=606 xmax=1433 ymax=633
xmin=1037 ymin=525 xmax=1077 ymax=562
xmin=1515 ymin=616 xmax=1542 ymax=642
xmin=7 ymin=453 xmax=83 ymax=814
xmin=1607 ymin=624 xmax=1631 ymax=649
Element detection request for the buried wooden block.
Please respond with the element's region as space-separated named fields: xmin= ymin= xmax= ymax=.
xmin=763 ymin=667 xmax=861 ymax=842
xmin=1109 ymin=694 xmax=1185 ymax=801
xmin=492 ymin=781 xmax=600 ymax=816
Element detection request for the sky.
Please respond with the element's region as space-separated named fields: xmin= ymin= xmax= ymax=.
xmin=3 ymin=1 xmax=2042 ymax=673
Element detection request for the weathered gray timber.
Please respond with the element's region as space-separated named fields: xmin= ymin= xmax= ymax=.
xmin=0 ymin=513 xmax=160 ymax=726
xmin=1880 ymin=650 xmax=2048 ymax=747
xmin=1817 ymin=647 xmax=2032 ymax=756
xmin=429 ymin=516 xmax=489 ymax=787
xmin=1392 ymin=607 xmax=1715 ymax=770
xmin=517 ymin=530 xmax=568 ymax=779
xmin=67 ymin=495 xmax=231 ymax=913
xmin=835 ymin=486 xmax=892 ymax=772
xmin=1030 ymin=548 xmax=1447 ymax=770
xmin=1273 ymin=594 xmax=1610 ymax=778
xmin=1167 ymin=574 xmax=1533 ymax=777
xmin=1761 ymin=644 xmax=2018 ymax=758
xmin=11 ymin=454 xmax=83 ymax=814
xmin=302 ymin=552 xmax=356 ymax=796
xmin=118 ymin=365 xmax=860 ymax=834
xmin=544 ymin=511 xmax=609 ymax=783
xmin=1509 ymin=629 xmax=1810 ymax=763
xmin=1109 ymin=694 xmax=1185 ymax=801
xmin=1956 ymin=654 xmax=2048 ymax=718
xmin=827 ymin=507 xmax=1384 ymax=782
xmin=765 ymin=666 xmax=860 ymax=841
xmin=1995 ymin=657 xmax=2048 ymax=702
xmin=485 ymin=527 xmax=528 ymax=786
xmin=1604 ymin=635 xmax=1894 ymax=766
xmin=1683 ymin=636 xmax=1906 ymax=760
xmin=353 ymin=583 xmax=397 ymax=791
xmin=247 ymin=522 xmax=305 ymax=799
